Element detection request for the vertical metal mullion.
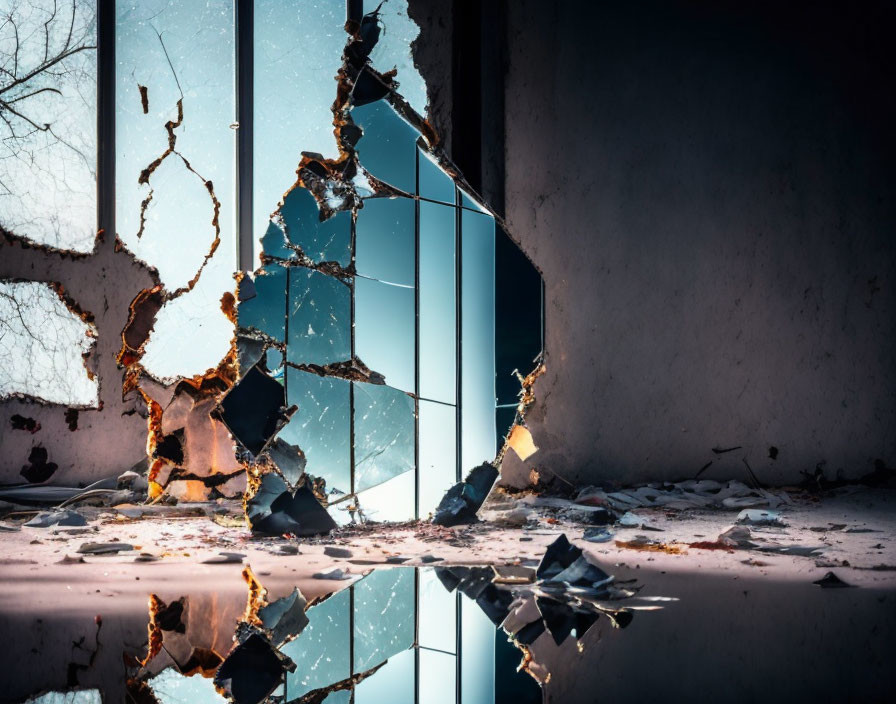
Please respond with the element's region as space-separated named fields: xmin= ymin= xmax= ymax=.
xmin=236 ymin=0 xmax=254 ymax=271
xmin=97 ymin=0 xmax=114 ymax=245
xmin=455 ymin=188 xmax=463 ymax=482
xmin=413 ymin=568 xmax=420 ymax=704
xmin=455 ymin=592 xmax=463 ymax=704
xmin=284 ymin=267 xmax=290 ymax=399
xmin=347 ymin=0 xmax=359 ymax=502
xmin=348 ymin=0 xmax=363 ymax=23
xmin=349 ymin=583 xmax=356 ymax=680
xmin=414 ymin=150 xmax=421 ymax=519
xmin=350 ymin=215 xmax=357 ymax=497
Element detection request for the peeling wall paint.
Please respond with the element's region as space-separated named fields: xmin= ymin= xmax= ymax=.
xmin=0 ymin=232 xmax=157 ymax=485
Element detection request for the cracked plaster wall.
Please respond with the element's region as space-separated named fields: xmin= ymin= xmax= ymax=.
xmin=500 ymin=0 xmax=896 ymax=486
xmin=0 ymin=234 xmax=156 ymax=485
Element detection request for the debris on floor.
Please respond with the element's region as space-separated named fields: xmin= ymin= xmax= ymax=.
xmin=813 ymin=571 xmax=854 ymax=588
xmin=432 ymin=462 xmax=500 ymax=526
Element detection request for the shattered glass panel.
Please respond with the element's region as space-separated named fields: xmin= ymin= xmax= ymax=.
xmin=418 ymin=567 xmax=457 ymax=653
xmin=355 ymin=197 xmax=415 ymax=286
xmin=354 ymin=278 xmax=414 ymax=392
xmin=352 ymin=100 xmax=418 ymax=194
xmin=321 ymin=691 xmax=351 ymax=704
xmin=260 ymin=220 xmax=292 ymax=261
xmin=238 ymin=265 xmax=288 ymax=342
xmin=460 ymin=597 xmax=496 ymax=704
xmin=254 ymin=0 xmax=346 ymax=251
xmin=219 ymin=365 xmax=287 ymax=457
xmin=0 ymin=0 xmax=97 ymax=253
xmin=287 ymin=268 xmax=351 ymax=367
xmin=354 ymin=467 xmax=415 ymax=523
xmin=0 ymin=280 xmax=98 ymax=407
xmin=417 ymin=148 xmax=455 ymax=206
xmin=419 ymin=649 xmax=457 ymax=704
xmin=419 ymin=201 xmax=456 ymax=403
xmin=364 ymin=0 xmax=428 ymax=118
xmin=459 ymin=187 xmax=491 ymax=214
xmin=353 ymin=567 xmax=415 ymax=672
xmin=282 ymin=587 xmax=350 ymax=698
xmin=418 ymin=401 xmax=456 ymax=518
xmin=279 ymin=186 xmax=352 ymax=266
xmin=281 ymin=368 xmax=351 ymax=496
xmin=461 ymin=210 xmax=496 ymax=472
xmin=354 ymin=647 xmax=415 ymax=704
xmin=353 ymin=382 xmax=414 ymax=492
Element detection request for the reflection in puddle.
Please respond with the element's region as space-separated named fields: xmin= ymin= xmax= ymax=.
xmin=11 ymin=536 xmax=668 ymax=703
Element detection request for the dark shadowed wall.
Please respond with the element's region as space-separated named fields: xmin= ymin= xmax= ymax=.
xmin=500 ymin=0 xmax=896 ymax=486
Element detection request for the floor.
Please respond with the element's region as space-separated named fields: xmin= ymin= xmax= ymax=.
xmin=1 ymin=486 xmax=894 ymax=702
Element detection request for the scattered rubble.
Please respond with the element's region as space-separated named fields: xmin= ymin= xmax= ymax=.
xmin=432 ymin=462 xmax=500 ymax=526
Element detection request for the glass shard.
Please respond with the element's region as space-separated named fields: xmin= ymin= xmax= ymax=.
xmin=417 ymin=148 xmax=456 ymax=205
xmin=214 ymin=632 xmax=287 ymax=704
xmin=418 ymin=649 xmax=457 ymax=704
xmin=352 ymin=100 xmax=419 ymax=194
xmin=432 ymin=463 xmax=499 ymax=527
xmin=0 ymin=280 xmax=98 ymax=407
xmin=365 ymin=0 xmax=428 ymax=118
xmin=239 ymin=265 xmax=288 ymax=342
xmin=353 ymin=382 xmax=415 ymax=492
xmin=355 ymin=197 xmax=415 ymax=286
xmin=354 ymin=278 xmax=414 ymax=393
xmin=281 ymin=368 xmax=351 ymax=495
xmin=287 ymin=268 xmax=351 ymax=367
xmin=0 ymin=0 xmax=97 ymax=253
xmin=282 ymin=587 xmax=351 ymax=697
xmin=418 ymin=401 xmax=457 ymax=518
xmin=354 ymin=646 xmax=415 ymax=704
xmin=460 ymin=596 xmax=496 ymax=704
xmin=418 ymin=567 xmax=457 ymax=653
xmin=263 ymin=437 xmax=307 ymax=489
xmin=419 ymin=201 xmax=456 ymax=403
xmin=353 ymin=567 xmax=415 ymax=672
xmin=460 ymin=209 xmax=496 ymax=473
xmin=246 ymin=472 xmax=337 ymax=536
xmin=279 ymin=186 xmax=352 ymax=266
xmin=260 ymin=220 xmax=293 ymax=261
xmin=218 ymin=366 xmax=289 ymax=457
xmin=257 ymin=587 xmax=309 ymax=647
xmin=354 ymin=468 xmax=415 ymax=523
xmin=254 ymin=0 xmax=346 ymax=250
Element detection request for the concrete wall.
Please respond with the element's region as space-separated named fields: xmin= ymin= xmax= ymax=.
xmin=502 ymin=0 xmax=896 ymax=485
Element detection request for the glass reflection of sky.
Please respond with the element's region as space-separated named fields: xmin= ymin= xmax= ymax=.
xmin=280 ymin=567 xmax=499 ymax=704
